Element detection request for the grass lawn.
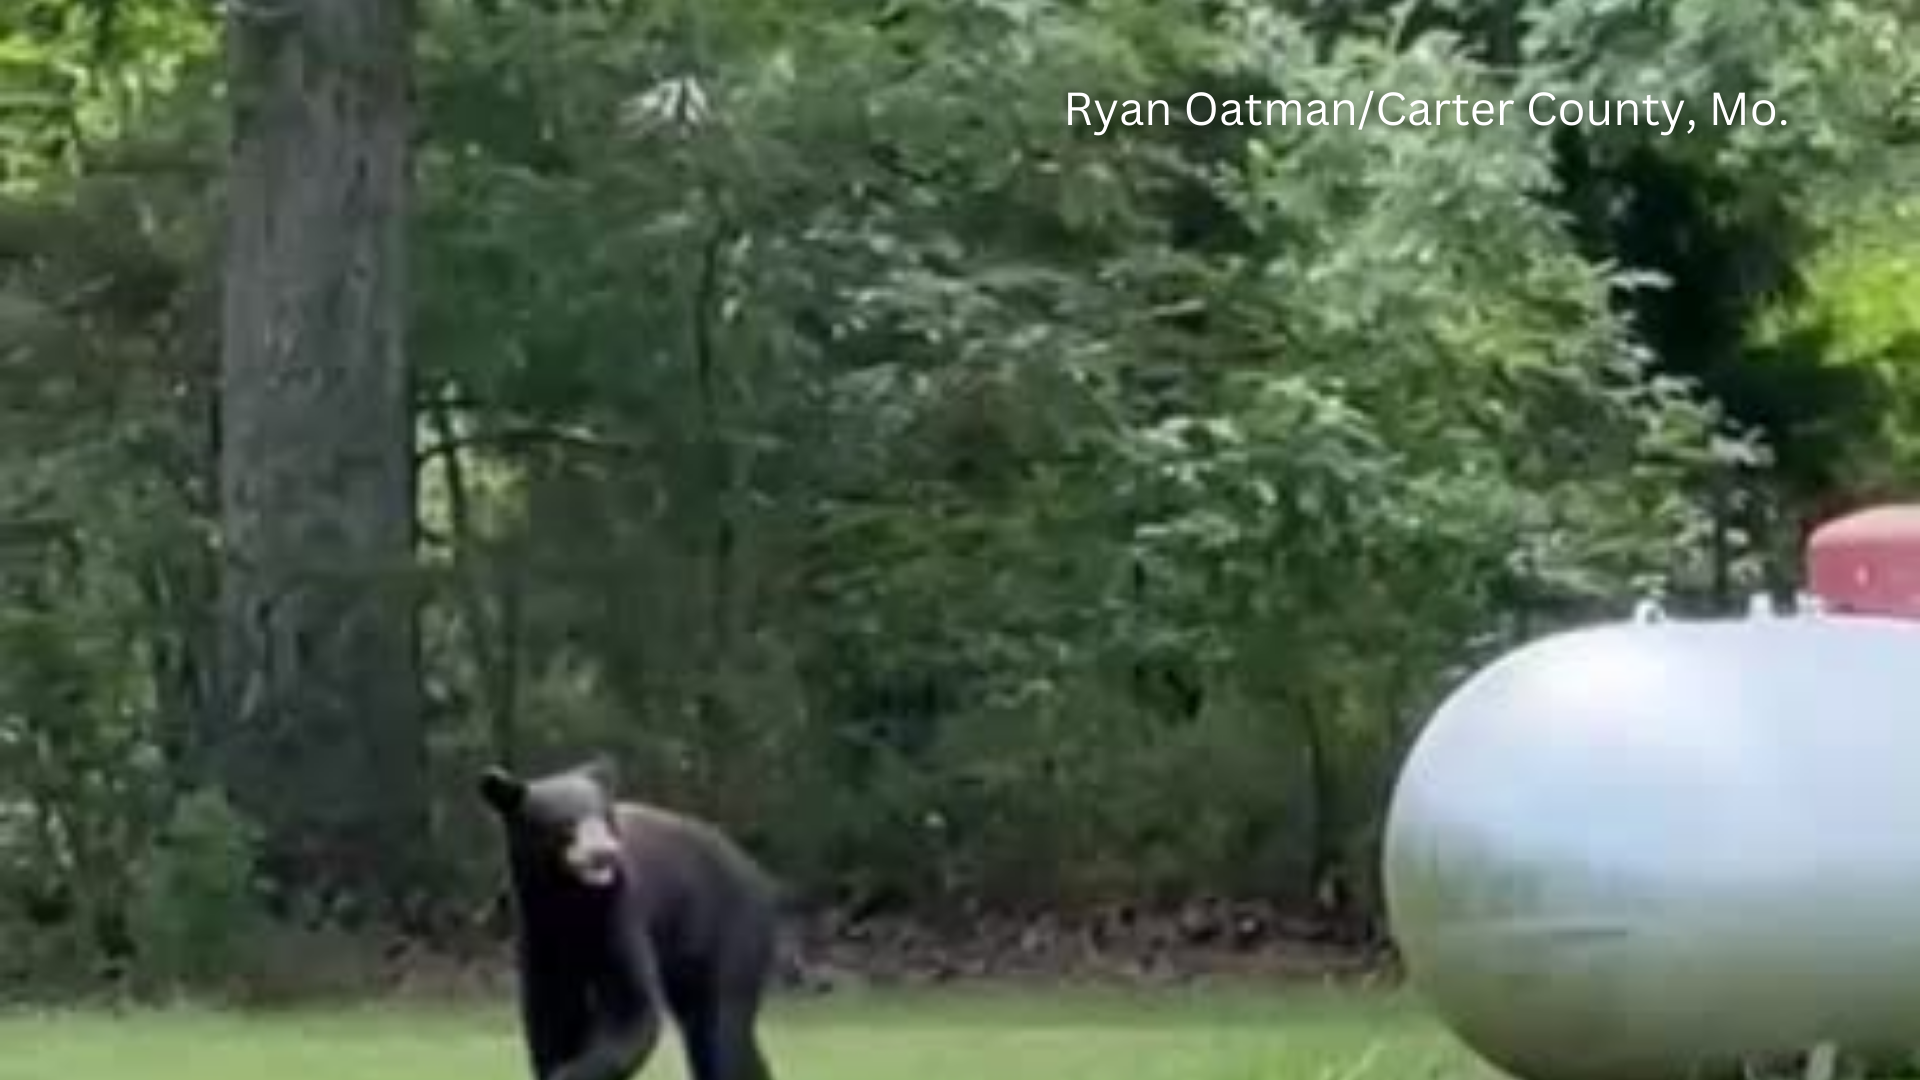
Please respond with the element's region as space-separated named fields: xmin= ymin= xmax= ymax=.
xmin=0 ymin=982 xmax=1500 ymax=1080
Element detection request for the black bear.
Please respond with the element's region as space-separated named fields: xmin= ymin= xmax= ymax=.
xmin=479 ymin=757 xmax=780 ymax=1080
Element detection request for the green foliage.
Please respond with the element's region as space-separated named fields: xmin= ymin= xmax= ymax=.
xmin=1755 ymin=196 xmax=1920 ymax=492
xmin=127 ymin=788 xmax=265 ymax=994
xmin=0 ymin=524 xmax=174 ymax=989
xmin=396 ymin=0 xmax=1771 ymax=913
xmin=0 ymin=0 xmax=217 ymax=188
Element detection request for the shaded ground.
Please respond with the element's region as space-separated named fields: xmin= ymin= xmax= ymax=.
xmin=120 ymin=901 xmax=1390 ymax=1005
xmin=0 ymin=983 xmax=1492 ymax=1080
xmin=784 ymin=902 xmax=1386 ymax=990
xmin=386 ymin=897 xmax=1381 ymax=990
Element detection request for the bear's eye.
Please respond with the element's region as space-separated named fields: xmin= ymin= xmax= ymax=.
xmin=517 ymin=808 xmax=574 ymax=843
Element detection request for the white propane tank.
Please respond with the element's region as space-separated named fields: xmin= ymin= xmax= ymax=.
xmin=1382 ymin=602 xmax=1920 ymax=1080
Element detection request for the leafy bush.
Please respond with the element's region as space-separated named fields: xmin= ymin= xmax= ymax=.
xmin=127 ymin=788 xmax=265 ymax=995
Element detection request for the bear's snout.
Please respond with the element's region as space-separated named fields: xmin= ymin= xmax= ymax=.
xmin=564 ymin=818 xmax=623 ymax=887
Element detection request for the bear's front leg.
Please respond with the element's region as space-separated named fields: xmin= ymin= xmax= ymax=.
xmin=518 ymin=940 xmax=593 ymax=1079
xmin=548 ymin=913 xmax=668 ymax=1080
xmin=546 ymin=1007 xmax=661 ymax=1080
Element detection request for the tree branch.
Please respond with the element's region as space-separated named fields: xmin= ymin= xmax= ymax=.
xmin=414 ymin=423 xmax=643 ymax=465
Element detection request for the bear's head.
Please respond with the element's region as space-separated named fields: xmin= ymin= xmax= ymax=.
xmin=479 ymin=758 xmax=625 ymax=889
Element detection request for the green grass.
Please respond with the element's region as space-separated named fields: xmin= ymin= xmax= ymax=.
xmin=0 ymin=983 xmax=1499 ymax=1079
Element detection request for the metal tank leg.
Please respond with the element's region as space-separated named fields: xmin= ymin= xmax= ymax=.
xmin=1735 ymin=1043 xmax=1846 ymax=1080
xmin=1745 ymin=1041 xmax=1920 ymax=1080
xmin=1803 ymin=1042 xmax=1835 ymax=1080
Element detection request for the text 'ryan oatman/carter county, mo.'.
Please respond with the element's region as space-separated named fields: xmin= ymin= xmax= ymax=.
xmin=1064 ymin=90 xmax=1788 ymax=136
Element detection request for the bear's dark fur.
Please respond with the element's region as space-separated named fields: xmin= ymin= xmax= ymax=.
xmin=479 ymin=758 xmax=780 ymax=1080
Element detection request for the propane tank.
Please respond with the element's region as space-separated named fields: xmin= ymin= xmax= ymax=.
xmin=1383 ymin=598 xmax=1920 ymax=1079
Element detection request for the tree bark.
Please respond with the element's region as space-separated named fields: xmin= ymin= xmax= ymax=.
xmin=214 ymin=0 xmax=425 ymax=918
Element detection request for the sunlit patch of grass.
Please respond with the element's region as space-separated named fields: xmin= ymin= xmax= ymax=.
xmin=0 ymin=982 xmax=1497 ymax=1079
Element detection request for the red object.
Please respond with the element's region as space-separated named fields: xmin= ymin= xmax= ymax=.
xmin=1805 ymin=504 xmax=1920 ymax=618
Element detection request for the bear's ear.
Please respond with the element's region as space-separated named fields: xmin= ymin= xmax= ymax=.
xmin=478 ymin=767 xmax=526 ymax=815
xmin=579 ymin=754 xmax=618 ymax=792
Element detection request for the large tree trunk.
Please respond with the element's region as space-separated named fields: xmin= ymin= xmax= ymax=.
xmin=214 ymin=0 xmax=425 ymax=920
